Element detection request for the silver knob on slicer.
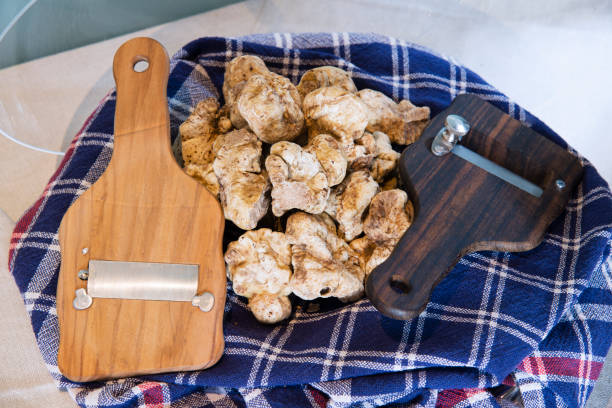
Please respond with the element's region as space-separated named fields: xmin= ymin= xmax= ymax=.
xmin=431 ymin=115 xmax=471 ymax=156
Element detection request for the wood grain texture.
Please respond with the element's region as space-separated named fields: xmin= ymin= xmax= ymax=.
xmin=365 ymin=94 xmax=583 ymax=320
xmin=57 ymin=37 xmax=226 ymax=381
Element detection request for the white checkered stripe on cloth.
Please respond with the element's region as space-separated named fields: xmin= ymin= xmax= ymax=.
xmin=8 ymin=33 xmax=612 ymax=408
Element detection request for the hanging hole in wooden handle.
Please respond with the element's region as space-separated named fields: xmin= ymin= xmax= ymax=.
xmin=133 ymin=58 xmax=149 ymax=72
xmin=389 ymin=275 xmax=412 ymax=295
xmin=112 ymin=38 xmax=169 ymax=135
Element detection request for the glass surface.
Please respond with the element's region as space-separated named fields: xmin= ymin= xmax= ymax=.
xmin=0 ymin=0 xmax=239 ymax=68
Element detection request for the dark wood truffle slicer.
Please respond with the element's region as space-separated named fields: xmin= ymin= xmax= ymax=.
xmin=365 ymin=94 xmax=583 ymax=320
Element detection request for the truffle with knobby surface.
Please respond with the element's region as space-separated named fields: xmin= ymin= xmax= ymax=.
xmin=297 ymin=66 xmax=357 ymax=99
xmin=286 ymin=212 xmax=364 ymax=301
xmin=265 ymin=141 xmax=330 ymax=216
xmin=237 ymin=72 xmax=304 ymax=143
xmin=225 ymin=229 xmax=292 ymax=323
xmin=358 ymin=88 xmax=430 ymax=145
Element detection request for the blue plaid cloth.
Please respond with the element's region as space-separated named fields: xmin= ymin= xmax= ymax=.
xmin=8 ymin=33 xmax=612 ymax=408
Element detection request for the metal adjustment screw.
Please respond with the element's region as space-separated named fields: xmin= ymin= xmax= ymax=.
xmin=431 ymin=114 xmax=471 ymax=156
xmin=555 ymin=179 xmax=566 ymax=191
xmin=192 ymin=292 xmax=215 ymax=312
xmin=73 ymin=288 xmax=93 ymax=310
xmin=81 ymin=247 xmax=88 ymax=255
xmin=78 ymin=269 xmax=89 ymax=280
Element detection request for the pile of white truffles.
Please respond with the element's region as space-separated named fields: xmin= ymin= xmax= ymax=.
xmin=180 ymin=56 xmax=429 ymax=324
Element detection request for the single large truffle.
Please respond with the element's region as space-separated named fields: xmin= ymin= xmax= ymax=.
xmin=286 ymin=212 xmax=364 ymax=302
xmin=326 ymin=170 xmax=380 ymax=241
xmin=217 ymin=171 xmax=270 ymax=231
xmin=213 ymin=129 xmax=263 ymax=179
xmin=363 ymin=189 xmax=412 ymax=243
xmin=303 ymin=86 xmax=369 ymax=153
xmin=225 ymin=229 xmax=293 ymax=323
xmin=222 ymin=55 xmax=270 ymax=106
xmin=305 ymin=134 xmax=348 ymax=187
xmin=265 ymin=141 xmax=330 ymax=216
xmin=297 ymin=66 xmax=357 ymax=99
xmin=213 ymin=129 xmax=270 ymax=230
xmin=358 ymin=89 xmax=430 ymax=145
xmin=180 ymin=98 xmax=224 ymax=196
xmin=223 ymin=55 xmax=271 ymax=129
xmin=237 ymin=72 xmax=304 ymax=143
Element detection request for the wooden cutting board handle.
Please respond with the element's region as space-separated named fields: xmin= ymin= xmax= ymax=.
xmin=113 ymin=36 xmax=170 ymax=136
xmin=365 ymin=94 xmax=583 ymax=320
xmin=57 ymin=38 xmax=226 ymax=381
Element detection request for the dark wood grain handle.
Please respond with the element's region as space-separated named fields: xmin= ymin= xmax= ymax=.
xmin=365 ymin=95 xmax=583 ymax=321
xmin=365 ymin=212 xmax=466 ymax=320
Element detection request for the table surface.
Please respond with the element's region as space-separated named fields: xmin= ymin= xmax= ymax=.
xmin=0 ymin=1 xmax=610 ymax=407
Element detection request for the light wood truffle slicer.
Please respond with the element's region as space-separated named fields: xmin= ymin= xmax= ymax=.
xmin=366 ymin=94 xmax=583 ymax=320
xmin=57 ymin=37 xmax=226 ymax=381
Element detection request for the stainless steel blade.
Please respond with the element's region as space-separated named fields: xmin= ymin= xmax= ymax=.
xmin=88 ymin=260 xmax=198 ymax=301
xmin=452 ymin=144 xmax=543 ymax=197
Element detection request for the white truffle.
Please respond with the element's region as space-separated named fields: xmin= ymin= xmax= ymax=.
xmin=225 ymin=228 xmax=292 ymax=298
xmin=358 ymin=89 xmax=430 ymax=145
xmin=305 ymin=134 xmax=348 ymax=187
xmin=213 ymin=129 xmax=270 ymax=230
xmin=180 ymin=98 xmax=224 ymax=196
xmin=286 ymin=212 xmax=364 ymax=301
xmin=370 ymin=131 xmax=401 ymax=182
xmin=237 ymin=72 xmax=304 ymax=143
xmin=353 ymin=131 xmax=400 ymax=182
xmin=218 ymin=171 xmax=270 ymax=231
xmin=335 ymin=262 xmax=367 ymax=303
xmin=182 ymin=136 xmax=216 ymax=167
xmin=349 ymin=190 xmax=414 ymax=278
xmin=297 ymin=66 xmax=357 ymax=99
xmin=326 ymin=170 xmax=380 ymax=241
xmin=248 ymin=293 xmax=292 ymax=324
xmin=363 ymin=189 xmax=412 ymax=243
xmin=222 ymin=55 xmax=270 ymax=107
xmin=184 ymin=163 xmax=220 ymax=197
xmin=179 ymin=97 xmax=220 ymax=142
xmin=343 ymin=144 xmax=370 ymax=172
xmin=223 ymin=55 xmax=271 ymax=129
xmin=225 ymin=229 xmax=293 ymax=324
xmin=303 ymin=86 xmax=369 ymax=152
xmin=349 ymin=236 xmax=394 ymax=277
xmin=213 ymin=129 xmax=262 ymax=179
xmin=290 ymin=246 xmax=344 ymax=300
xmin=285 ymin=211 xmax=339 ymax=259
xmin=265 ymin=141 xmax=330 ymax=216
